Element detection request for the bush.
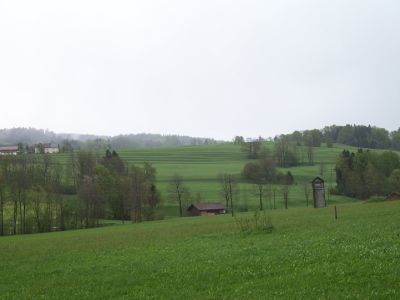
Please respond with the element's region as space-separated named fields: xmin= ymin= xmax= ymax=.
xmin=235 ymin=210 xmax=274 ymax=234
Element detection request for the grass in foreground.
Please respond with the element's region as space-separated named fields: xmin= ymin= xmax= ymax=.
xmin=1 ymin=201 xmax=399 ymax=299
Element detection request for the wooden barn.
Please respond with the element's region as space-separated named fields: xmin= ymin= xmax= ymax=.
xmin=187 ymin=203 xmax=225 ymax=216
xmin=385 ymin=192 xmax=400 ymax=201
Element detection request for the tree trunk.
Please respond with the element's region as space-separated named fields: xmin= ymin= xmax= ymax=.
xmin=228 ymin=176 xmax=234 ymax=217
xmin=0 ymin=191 xmax=3 ymax=236
xmin=178 ymin=193 xmax=182 ymax=217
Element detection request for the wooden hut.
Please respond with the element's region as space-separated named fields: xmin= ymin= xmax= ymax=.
xmin=312 ymin=177 xmax=326 ymax=208
xmin=385 ymin=192 xmax=400 ymax=201
xmin=187 ymin=203 xmax=225 ymax=216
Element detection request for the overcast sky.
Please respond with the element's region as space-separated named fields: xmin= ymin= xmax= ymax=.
xmin=0 ymin=0 xmax=399 ymax=140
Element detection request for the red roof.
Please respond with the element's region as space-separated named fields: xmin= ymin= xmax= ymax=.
xmin=188 ymin=203 xmax=225 ymax=211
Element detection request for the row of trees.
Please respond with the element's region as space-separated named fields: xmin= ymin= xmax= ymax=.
xmin=237 ymin=137 xmax=315 ymax=168
xmin=0 ymin=128 xmax=219 ymax=151
xmin=280 ymin=124 xmax=400 ymax=150
xmin=335 ymin=149 xmax=400 ymax=199
xmin=241 ymin=158 xmax=294 ymax=210
xmin=0 ymin=150 xmax=162 ymax=235
xmin=236 ymin=124 xmax=400 ymax=168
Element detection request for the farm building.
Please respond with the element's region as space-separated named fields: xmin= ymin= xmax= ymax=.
xmin=35 ymin=143 xmax=59 ymax=154
xmin=187 ymin=203 xmax=225 ymax=216
xmin=0 ymin=146 xmax=18 ymax=155
xmin=385 ymin=192 xmax=400 ymax=201
xmin=312 ymin=177 xmax=326 ymax=208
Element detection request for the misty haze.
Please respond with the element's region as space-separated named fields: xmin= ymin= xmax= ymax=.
xmin=0 ymin=1 xmax=399 ymax=299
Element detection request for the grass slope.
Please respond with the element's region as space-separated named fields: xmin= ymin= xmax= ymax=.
xmin=63 ymin=143 xmax=357 ymax=214
xmin=1 ymin=201 xmax=399 ymax=299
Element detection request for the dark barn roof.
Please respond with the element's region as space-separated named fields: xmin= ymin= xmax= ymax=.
xmin=385 ymin=192 xmax=400 ymax=201
xmin=312 ymin=177 xmax=324 ymax=184
xmin=188 ymin=203 xmax=225 ymax=211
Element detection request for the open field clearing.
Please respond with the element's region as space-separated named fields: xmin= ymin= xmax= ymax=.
xmin=56 ymin=143 xmax=358 ymax=215
xmin=0 ymin=201 xmax=399 ymax=299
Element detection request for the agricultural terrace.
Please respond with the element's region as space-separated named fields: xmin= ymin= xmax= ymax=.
xmin=55 ymin=142 xmax=358 ymax=216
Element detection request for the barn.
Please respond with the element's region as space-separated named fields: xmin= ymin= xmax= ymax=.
xmin=187 ymin=203 xmax=225 ymax=216
xmin=385 ymin=192 xmax=400 ymax=201
xmin=0 ymin=146 xmax=18 ymax=155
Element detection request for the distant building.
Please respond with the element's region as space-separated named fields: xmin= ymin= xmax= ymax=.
xmin=35 ymin=143 xmax=59 ymax=154
xmin=385 ymin=192 xmax=400 ymax=201
xmin=187 ymin=203 xmax=225 ymax=216
xmin=312 ymin=177 xmax=326 ymax=208
xmin=0 ymin=146 xmax=18 ymax=155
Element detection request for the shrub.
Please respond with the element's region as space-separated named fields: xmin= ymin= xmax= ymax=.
xmin=235 ymin=210 xmax=274 ymax=234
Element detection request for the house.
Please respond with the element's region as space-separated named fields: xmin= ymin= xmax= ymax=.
xmin=312 ymin=177 xmax=326 ymax=208
xmin=35 ymin=143 xmax=59 ymax=154
xmin=44 ymin=143 xmax=59 ymax=154
xmin=385 ymin=192 xmax=400 ymax=201
xmin=0 ymin=146 xmax=18 ymax=155
xmin=187 ymin=203 xmax=225 ymax=216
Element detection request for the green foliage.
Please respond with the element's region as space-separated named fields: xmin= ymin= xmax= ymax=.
xmin=241 ymin=140 xmax=262 ymax=159
xmin=389 ymin=169 xmax=400 ymax=193
xmin=335 ymin=149 xmax=400 ymax=199
xmin=241 ymin=159 xmax=277 ymax=182
xmin=273 ymin=136 xmax=299 ymax=167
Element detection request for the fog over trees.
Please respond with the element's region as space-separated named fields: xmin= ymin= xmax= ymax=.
xmin=0 ymin=127 xmax=218 ymax=149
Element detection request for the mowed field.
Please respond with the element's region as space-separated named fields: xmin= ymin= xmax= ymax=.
xmin=56 ymin=142 xmax=357 ymax=216
xmin=1 ymin=201 xmax=399 ymax=299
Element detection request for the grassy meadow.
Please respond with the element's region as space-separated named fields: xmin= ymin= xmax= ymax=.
xmin=0 ymin=201 xmax=399 ymax=299
xmin=56 ymin=142 xmax=358 ymax=216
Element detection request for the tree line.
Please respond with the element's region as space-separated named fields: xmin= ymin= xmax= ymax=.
xmin=335 ymin=149 xmax=400 ymax=199
xmin=0 ymin=150 xmax=161 ymax=236
xmin=0 ymin=127 xmax=219 ymax=151
xmin=236 ymin=136 xmax=314 ymax=167
xmin=274 ymin=124 xmax=400 ymax=150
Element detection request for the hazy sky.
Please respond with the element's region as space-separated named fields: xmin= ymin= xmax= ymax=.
xmin=0 ymin=0 xmax=399 ymax=140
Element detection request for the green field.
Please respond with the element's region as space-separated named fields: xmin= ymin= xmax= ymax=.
xmin=56 ymin=142 xmax=358 ymax=216
xmin=1 ymin=201 xmax=399 ymax=299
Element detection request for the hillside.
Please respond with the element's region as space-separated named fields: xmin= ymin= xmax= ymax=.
xmin=56 ymin=142 xmax=359 ymax=217
xmin=0 ymin=201 xmax=399 ymax=299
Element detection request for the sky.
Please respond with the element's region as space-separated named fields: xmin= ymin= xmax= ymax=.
xmin=0 ymin=0 xmax=399 ymax=140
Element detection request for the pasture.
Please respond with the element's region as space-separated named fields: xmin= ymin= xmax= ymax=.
xmin=0 ymin=201 xmax=399 ymax=299
xmin=57 ymin=142 xmax=356 ymax=216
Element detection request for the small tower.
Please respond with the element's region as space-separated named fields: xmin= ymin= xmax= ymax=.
xmin=312 ymin=177 xmax=326 ymax=208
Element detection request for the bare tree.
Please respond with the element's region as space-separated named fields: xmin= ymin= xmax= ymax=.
xmin=306 ymin=144 xmax=314 ymax=165
xmin=219 ymin=173 xmax=237 ymax=216
xmin=128 ymin=165 xmax=146 ymax=223
xmin=170 ymin=174 xmax=186 ymax=217
xmin=218 ymin=173 xmax=230 ymax=211
xmin=281 ymin=184 xmax=291 ymax=209
xmin=319 ymin=162 xmax=325 ymax=177
xmin=32 ymin=185 xmax=43 ymax=232
xmin=0 ymin=173 xmax=5 ymax=236
xmin=253 ymin=182 xmax=266 ymax=211
xmin=304 ymin=182 xmax=311 ymax=207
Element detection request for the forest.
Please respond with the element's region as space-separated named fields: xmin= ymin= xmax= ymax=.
xmin=335 ymin=149 xmax=400 ymax=199
xmin=0 ymin=150 xmax=161 ymax=236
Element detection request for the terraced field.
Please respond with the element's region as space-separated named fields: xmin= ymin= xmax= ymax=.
xmin=56 ymin=143 xmax=358 ymax=216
